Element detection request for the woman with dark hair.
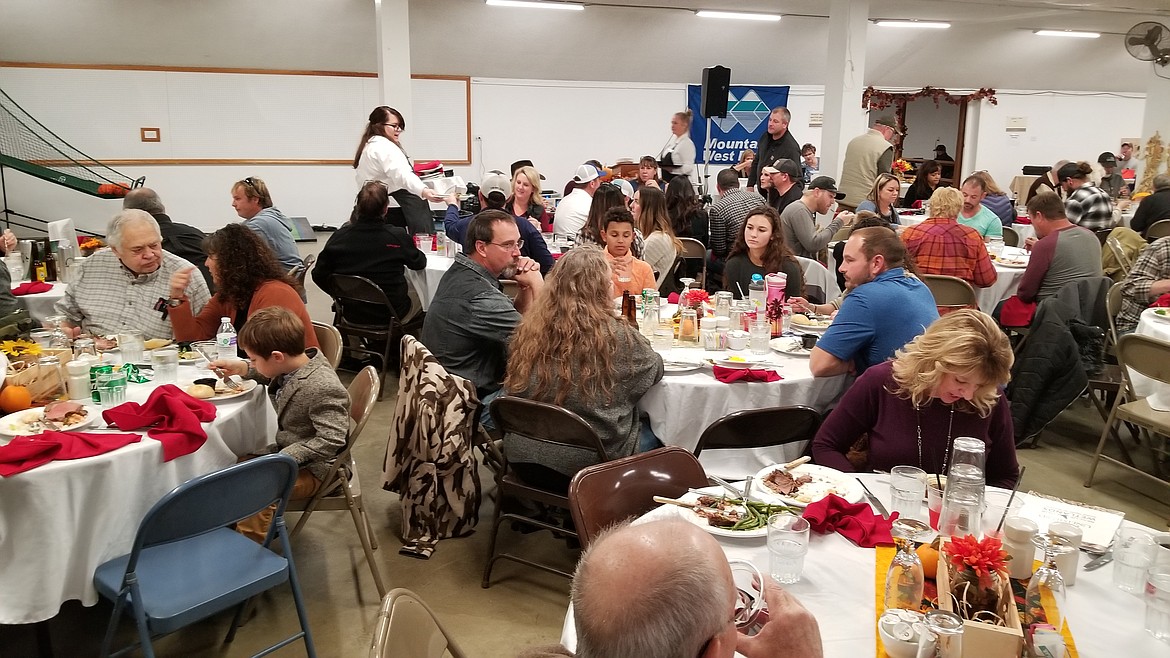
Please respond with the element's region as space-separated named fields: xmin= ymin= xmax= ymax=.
xmin=633 ymin=186 xmax=682 ymax=290
xmin=665 ymin=175 xmax=709 ymax=246
xmin=168 ymin=223 xmax=318 ymax=349
xmin=577 ymin=183 xmax=645 ymax=258
xmin=722 ymin=206 xmax=804 ymax=301
xmin=902 ymin=160 xmax=943 ymax=208
xmin=313 ymin=181 xmax=427 ymax=323
xmin=353 ymin=106 xmax=442 ymax=234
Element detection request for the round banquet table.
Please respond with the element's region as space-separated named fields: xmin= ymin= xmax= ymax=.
xmin=1131 ymin=307 xmax=1170 ymax=412
xmin=12 ymin=281 xmax=67 ymax=324
xmin=642 ymin=344 xmax=848 ymax=479
xmin=0 ymin=363 xmax=277 ymax=624
xmin=559 ymin=474 xmax=1166 ymax=657
xmin=405 ymin=253 xmax=455 ymax=312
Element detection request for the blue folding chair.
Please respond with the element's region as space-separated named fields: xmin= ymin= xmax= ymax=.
xmin=93 ymin=454 xmax=316 ymax=658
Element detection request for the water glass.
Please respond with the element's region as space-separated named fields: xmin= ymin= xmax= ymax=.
xmin=118 ymin=331 xmax=145 ymax=364
xmin=96 ymin=370 xmax=128 ymax=407
xmin=937 ymin=479 xmax=983 ymax=539
xmin=678 ymin=308 xmax=699 ymax=345
xmin=889 ymin=465 xmax=927 ymax=522
xmin=151 ymin=347 xmax=180 ymax=385
xmin=1146 ymin=566 xmax=1170 ymax=643
xmin=5 ymin=253 xmax=23 ymax=282
xmin=767 ymin=513 xmax=810 ymax=584
xmin=927 ymin=480 xmax=945 ymax=531
xmin=981 ymin=489 xmax=1023 ymax=539
xmin=652 ymin=326 xmax=675 ymax=351
xmin=1114 ymin=526 xmax=1157 ymax=594
xmin=749 ymin=321 xmax=770 ymax=355
xmin=30 ymin=329 xmax=53 ymax=348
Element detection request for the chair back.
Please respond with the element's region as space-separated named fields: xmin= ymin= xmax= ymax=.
xmin=1001 ymin=225 xmax=1020 ymax=247
xmin=348 ymin=365 xmax=380 ymax=442
xmin=694 ymin=406 xmax=821 ymax=456
xmin=796 ymin=255 xmax=840 ymax=304
xmin=1106 ymin=237 xmax=1133 ymax=278
xmin=369 ymin=589 xmax=467 ymax=658
xmin=1148 ymin=219 xmax=1170 ymax=241
xmin=489 ymin=397 xmax=609 ymax=461
xmin=568 ymin=446 xmax=708 ymax=547
xmin=313 ymin=321 xmax=343 ymax=369
xmin=1106 ymin=281 xmax=1124 ymax=347
xmin=1118 ymin=333 xmax=1170 ymax=386
xmin=132 ymin=454 xmax=297 ymax=560
xmin=330 ymin=274 xmax=400 ymax=319
xmin=921 ymin=274 xmax=978 ymax=309
xmin=289 ymin=253 xmax=316 ymax=286
xmin=500 ymin=279 xmax=521 ymax=302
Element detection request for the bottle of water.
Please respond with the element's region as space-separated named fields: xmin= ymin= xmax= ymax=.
xmin=216 ymin=317 xmax=237 ymax=361
xmin=748 ymin=274 xmax=767 ymax=312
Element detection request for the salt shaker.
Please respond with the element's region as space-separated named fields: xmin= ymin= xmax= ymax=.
xmin=1003 ymin=516 xmax=1039 ymax=580
xmin=66 ymin=359 xmax=92 ymax=401
xmin=700 ymin=317 xmax=719 ymax=351
xmin=1048 ymin=522 xmax=1082 ymax=586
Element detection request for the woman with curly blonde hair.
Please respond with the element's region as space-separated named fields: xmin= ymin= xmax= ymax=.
xmin=501 ymin=246 xmax=664 ymax=492
xmin=811 ymin=309 xmax=1019 ymax=487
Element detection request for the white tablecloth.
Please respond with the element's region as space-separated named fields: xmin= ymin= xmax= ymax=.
xmin=0 ymin=364 xmax=277 ymax=624
xmin=561 ymin=475 xmax=1166 ymax=657
xmin=1132 ymin=307 xmax=1170 ymax=412
xmin=405 ymin=254 xmax=454 ymax=312
xmin=13 ymin=281 xmax=67 ymax=323
xmin=641 ymin=345 xmax=848 ymax=479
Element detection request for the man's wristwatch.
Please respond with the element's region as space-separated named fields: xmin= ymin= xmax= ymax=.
xmin=165 ymin=298 xmax=184 ymax=307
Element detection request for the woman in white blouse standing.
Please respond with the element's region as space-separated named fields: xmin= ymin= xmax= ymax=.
xmin=658 ymin=110 xmax=696 ymax=185
xmin=353 ymin=106 xmax=443 ymax=234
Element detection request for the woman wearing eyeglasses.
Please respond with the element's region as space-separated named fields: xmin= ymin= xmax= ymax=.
xmin=353 ymin=106 xmax=443 ymax=234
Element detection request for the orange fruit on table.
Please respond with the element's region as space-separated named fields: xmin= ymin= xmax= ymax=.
xmin=916 ymin=543 xmax=940 ymax=579
xmin=0 ymin=385 xmax=33 ymax=413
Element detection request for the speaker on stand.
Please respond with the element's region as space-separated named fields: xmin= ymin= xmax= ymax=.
xmin=699 ymin=66 xmax=731 ymax=198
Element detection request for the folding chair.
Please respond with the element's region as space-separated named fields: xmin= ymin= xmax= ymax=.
xmin=1106 ymin=237 xmax=1133 ymax=279
xmin=93 ymin=454 xmax=315 ymax=658
xmin=920 ymin=274 xmax=978 ymax=314
xmin=328 ymin=274 xmax=421 ymax=399
xmin=312 ymin=321 xmax=343 ymax=369
xmin=1147 ymin=219 xmax=1170 ymax=242
xmin=369 ymin=589 xmax=467 ymax=658
xmin=678 ymin=237 xmax=708 ymax=289
xmin=287 ymin=366 xmax=387 ymax=598
xmin=1001 ymin=225 xmax=1020 ymax=248
xmin=693 ymin=406 xmax=822 ymax=458
xmin=288 ymin=254 xmax=316 ymax=299
xmin=481 ymin=397 xmax=608 ymax=587
xmin=568 ymin=446 xmax=707 ymax=548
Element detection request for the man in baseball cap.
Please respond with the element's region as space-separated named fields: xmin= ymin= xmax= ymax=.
xmin=762 ymin=158 xmax=804 ymax=213
xmin=808 ymin=175 xmax=846 ymax=200
xmin=442 ymin=170 xmax=555 ymax=274
xmin=1097 ymin=151 xmax=1127 ymax=198
xmin=554 ymin=163 xmax=607 ymax=236
xmin=780 ymin=175 xmax=854 ymax=259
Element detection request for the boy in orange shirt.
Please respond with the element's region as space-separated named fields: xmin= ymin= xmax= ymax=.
xmin=602 ymin=207 xmax=656 ymax=298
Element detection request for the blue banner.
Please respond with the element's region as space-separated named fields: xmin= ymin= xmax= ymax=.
xmin=687 ymin=84 xmax=790 ymax=168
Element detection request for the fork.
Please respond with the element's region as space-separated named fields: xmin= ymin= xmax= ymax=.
xmin=213 ymin=367 xmax=244 ymax=391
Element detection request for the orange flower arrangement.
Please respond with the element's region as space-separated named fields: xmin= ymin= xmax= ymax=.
xmin=943 ymin=534 xmax=1010 ymax=590
xmin=893 ymin=158 xmax=913 ymax=174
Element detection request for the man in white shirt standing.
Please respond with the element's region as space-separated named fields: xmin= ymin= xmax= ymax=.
xmin=553 ymin=163 xmax=605 ymax=236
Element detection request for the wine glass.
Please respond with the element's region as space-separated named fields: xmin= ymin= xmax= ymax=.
xmin=45 ymin=315 xmax=72 ymax=349
xmin=1026 ymin=533 xmax=1072 ymax=631
xmin=678 ymin=278 xmax=696 ymax=306
xmin=884 ymin=518 xmax=932 ymax=610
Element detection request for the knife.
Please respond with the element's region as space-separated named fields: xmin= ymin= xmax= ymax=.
xmin=1083 ymin=551 xmax=1113 ymax=571
xmin=856 ymin=478 xmax=890 ymax=519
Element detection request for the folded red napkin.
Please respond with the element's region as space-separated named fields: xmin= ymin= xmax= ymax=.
xmin=712 ymin=365 xmax=781 ymax=383
xmin=11 ymin=281 xmax=52 ymax=296
xmin=0 ymin=431 xmax=141 ymax=477
xmin=998 ymin=294 xmax=1037 ymax=327
xmin=667 ymin=292 xmax=680 ymax=304
xmin=801 ymin=493 xmax=896 ymax=548
xmin=1152 ymin=293 xmax=1170 ymax=308
xmin=102 ymin=384 xmax=217 ymax=461
xmin=1015 ymin=216 xmax=1032 ymax=225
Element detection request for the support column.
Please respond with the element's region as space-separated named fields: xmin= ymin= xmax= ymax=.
xmin=819 ymin=0 xmax=870 ymax=180
xmin=1136 ymin=66 xmax=1170 ymax=193
xmin=375 ymin=0 xmax=414 ymax=122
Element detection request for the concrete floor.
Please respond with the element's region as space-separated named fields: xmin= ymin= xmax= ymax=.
xmin=3 ymin=375 xmax=1168 ymax=657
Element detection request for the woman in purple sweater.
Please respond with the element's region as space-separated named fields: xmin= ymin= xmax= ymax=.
xmin=812 ymin=310 xmax=1020 ymax=488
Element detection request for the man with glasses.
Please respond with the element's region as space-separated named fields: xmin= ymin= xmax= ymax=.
xmin=230 ymin=176 xmax=304 ymax=271
xmin=421 ymin=211 xmax=543 ymax=425
xmin=543 ymin=518 xmax=823 ymax=658
xmin=442 ymin=172 xmax=555 ymax=274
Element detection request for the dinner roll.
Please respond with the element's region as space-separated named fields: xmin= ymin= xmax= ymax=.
xmin=186 ymin=384 xmax=215 ymax=399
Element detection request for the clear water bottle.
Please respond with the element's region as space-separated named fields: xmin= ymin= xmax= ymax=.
xmin=216 ymin=317 xmax=237 ymax=361
xmin=748 ymin=274 xmax=767 ymax=312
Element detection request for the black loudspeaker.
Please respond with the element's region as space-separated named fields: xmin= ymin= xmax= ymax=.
xmin=701 ymin=66 xmax=731 ymax=118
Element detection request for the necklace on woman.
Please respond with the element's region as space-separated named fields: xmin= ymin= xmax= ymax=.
xmin=916 ymin=404 xmax=955 ymax=474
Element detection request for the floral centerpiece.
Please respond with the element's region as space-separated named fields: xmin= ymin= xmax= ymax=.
xmin=892 ymin=159 xmax=913 ymax=182
xmin=942 ymin=534 xmax=1011 ymax=625
xmin=0 ymin=339 xmax=41 ymax=360
xmin=681 ymin=288 xmax=709 ymax=310
xmin=79 ymin=237 xmax=105 ymax=256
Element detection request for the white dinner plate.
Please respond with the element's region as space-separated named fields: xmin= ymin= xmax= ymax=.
xmin=711 ymin=357 xmax=772 ymax=369
xmin=770 ymin=337 xmax=811 ymax=357
xmin=662 ymin=359 xmax=705 ymax=374
xmin=671 ymin=487 xmax=768 ymax=539
xmin=199 ymin=377 xmax=258 ymax=401
xmin=994 ymin=257 xmax=1029 ymax=269
xmin=1148 ymin=308 xmax=1170 ymax=324
xmin=0 ymin=404 xmax=102 ymax=437
xmin=750 ymin=463 xmax=864 ymax=508
xmin=789 ymin=316 xmax=832 ymax=334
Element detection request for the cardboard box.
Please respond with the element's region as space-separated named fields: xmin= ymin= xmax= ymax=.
xmin=937 ymin=556 xmax=1023 ymax=658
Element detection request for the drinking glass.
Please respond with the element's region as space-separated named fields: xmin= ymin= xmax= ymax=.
xmin=652 ymin=325 xmax=674 ymax=351
xmin=118 ymin=331 xmax=145 ymax=364
xmin=45 ymin=315 xmax=71 ymax=349
xmin=1146 ymin=566 xmax=1170 ymax=643
xmin=728 ymin=560 xmax=767 ymax=631
xmin=980 ymin=489 xmax=1022 ymax=539
xmin=151 ymin=347 xmax=180 ymax=385
xmin=640 ymin=290 xmax=660 ymax=338
xmin=937 ymin=478 xmax=983 ymax=539
xmin=1114 ymin=526 xmax=1157 ymax=594
xmin=884 ymin=518 xmax=931 ymax=610
xmin=749 ymin=320 xmax=771 ymax=355
xmin=96 ymin=370 xmax=128 ymax=407
xmin=5 ymin=253 xmax=23 ymax=282
xmin=927 ymin=479 xmax=945 ymax=531
xmin=916 ymin=609 xmax=963 ymax=658
xmin=766 ymin=513 xmax=810 ymax=584
xmin=1026 ymin=534 xmax=1071 ymax=632
xmin=678 ymin=308 xmax=699 ymax=345
xmin=889 ymin=465 xmax=927 ymax=522
xmin=30 ymin=329 xmax=53 ymax=348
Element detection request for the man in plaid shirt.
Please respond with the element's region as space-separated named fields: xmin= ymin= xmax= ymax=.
xmin=708 ymin=168 xmax=766 ymax=262
xmin=901 ymin=187 xmax=997 ymax=288
xmin=1117 ymin=236 xmax=1170 ymax=334
xmin=1058 ymin=161 xmax=1116 ymax=231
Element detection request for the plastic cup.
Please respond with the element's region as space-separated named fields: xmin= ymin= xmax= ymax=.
xmin=118 ymin=331 xmax=145 ymax=364
xmin=749 ymin=321 xmax=770 ymax=355
xmin=767 ymin=513 xmax=810 ymax=584
xmin=96 ymin=370 xmax=128 ymax=407
xmin=30 ymin=330 xmax=53 ymax=347
xmin=981 ymin=490 xmax=1023 ymax=539
xmin=927 ymin=480 xmax=945 ymax=531
xmin=1146 ymin=566 xmax=1170 ymax=642
xmin=1114 ymin=526 xmax=1157 ymax=594
xmin=151 ymin=347 xmax=180 ymax=385
xmin=889 ymin=465 xmax=927 ymax=523
xmin=652 ymin=326 xmax=674 ymax=351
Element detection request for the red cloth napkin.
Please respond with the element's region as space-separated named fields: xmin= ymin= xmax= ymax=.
xmin=1152 ymin=293 xmax=1170 ymax=308
xmin=11 ymin=281 xmax=52 ymax=296
xmin=0 ymin=431 xmax=141 ymax=477
xmin=712 ymin=365 xmax=781 ymax=383
xmin=998 ymin=294 xmax=1038 ymax=327
xmin=1015 ymin=215 xmax=1032 ymax=225
xmin=667 ymin=292 xmax=680 ymax=304
xmin=801 ymin=493 xmax=896 ymax=548
xmin=102 ymin=384 xmax=217 ymax=461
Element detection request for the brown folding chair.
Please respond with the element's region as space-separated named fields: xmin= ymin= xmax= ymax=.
xmin=288 ymin=253 xmax=316 ymax=298
xmin=311 ymin=321 xmax=343 ymax=369
xmin=1001 ymin=225 xmax=1020 ymax=248
xmin=287 ymin=366 xmax=387 ymax=597
xmin=481 ymin=397 xmax=608 ymax=588
xmin=369 ymin=588 xmax=467 ymax=658
xmin=1106 ymin=237 xmax=1134 ymax=279
xmin=921 ymin=274 xmax=978 ymax=314
xmin=678 ymin=237 xmax=708 ymax=289
xmin=1147 ymin=219 xmax=1170 ymax=242
xmin=327 ymin=274 xmax=421 ymax=399
xmin=693 ymin=406 xmax=822 ymax=458
xmin=1085 ymin=333 xmax=1170 ymax=493
xmin=568 ymin=446 xmax=708 ymax=548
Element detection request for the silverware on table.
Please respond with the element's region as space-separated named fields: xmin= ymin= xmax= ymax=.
xmin=856 ymin=478 xmax=890 ymax=519
xmin=213 ymin=367 xmax=244 ymax=391
xmin=708 ymin=475 xmax=747 ymax=499
xmin=1083 ymin=550 xmax=1113 ymax=571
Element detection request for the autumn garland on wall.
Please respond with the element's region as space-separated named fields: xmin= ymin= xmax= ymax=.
xmin=861 ymin=86 xmax=999 ymax=110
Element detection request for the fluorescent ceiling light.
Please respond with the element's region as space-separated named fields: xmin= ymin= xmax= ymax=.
xmin=1034 ymin=29 xmax=1100 ymax=38
xmin=695 ymin=10 xmax=781 ymax=22
xmin=486 ymin=0 xmax=584 ymax=10
xmin=873 ymin=20 xmax=950 ymax=29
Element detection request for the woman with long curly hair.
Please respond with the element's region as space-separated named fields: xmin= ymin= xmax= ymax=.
xmin=665 ymin=175 xmax=709 ymax=245
xmin=501 ymin=246 xmax=664 ymax=492
xmin=812 ymin=309 xmax=1019 ymax=487
xmin=168 ymin=223 xmax=318 ymax=349
xmin=722 ymin=206 xmax=804 ymax=301
xmin=632 ymin=185 xmax=683 ymax=291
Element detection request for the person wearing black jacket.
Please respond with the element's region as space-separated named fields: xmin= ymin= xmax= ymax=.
xmin=746 ymin=106 xmax=803 ymax=191
xmin=1132 ymin=174 xmax=1170 ymax=238
xmin=122 ymin=187 xmax=213 ymax=292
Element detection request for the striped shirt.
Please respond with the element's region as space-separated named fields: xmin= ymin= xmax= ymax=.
xmin=1118 ymin=237 xmax=1170 ymax=333
xmin=901 ymin=218 xmax=998 ymax=288
xmin=1065 ymin=184 xmax=1116 ymax=231
xmin=709 ymin=189 xmax=767 ymax=258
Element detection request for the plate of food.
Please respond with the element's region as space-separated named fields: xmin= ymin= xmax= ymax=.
xmin=751 ymin=463 xmax=864 ymax=507
xmin=185 ymin=376 xmax=258 ymax=401
xmin=662 ymin=359 xmax=706 ymax=374
xmin=789 ymin=313 xmax=832 ymax=333
xmin=1149 ymin=307 xmax=1170 ymax=323
xmin=0 ymin=401 xmax=101 ymax=437
xmin=663 ymin=487 xmax=797 ymax=539
xmin=711 ymin=356 xmax=772 ymax=369
xmin=992 ymin=255 xmax=1029 ymax=268
xmin=770 ymin=337 xmax=810 ymax=357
